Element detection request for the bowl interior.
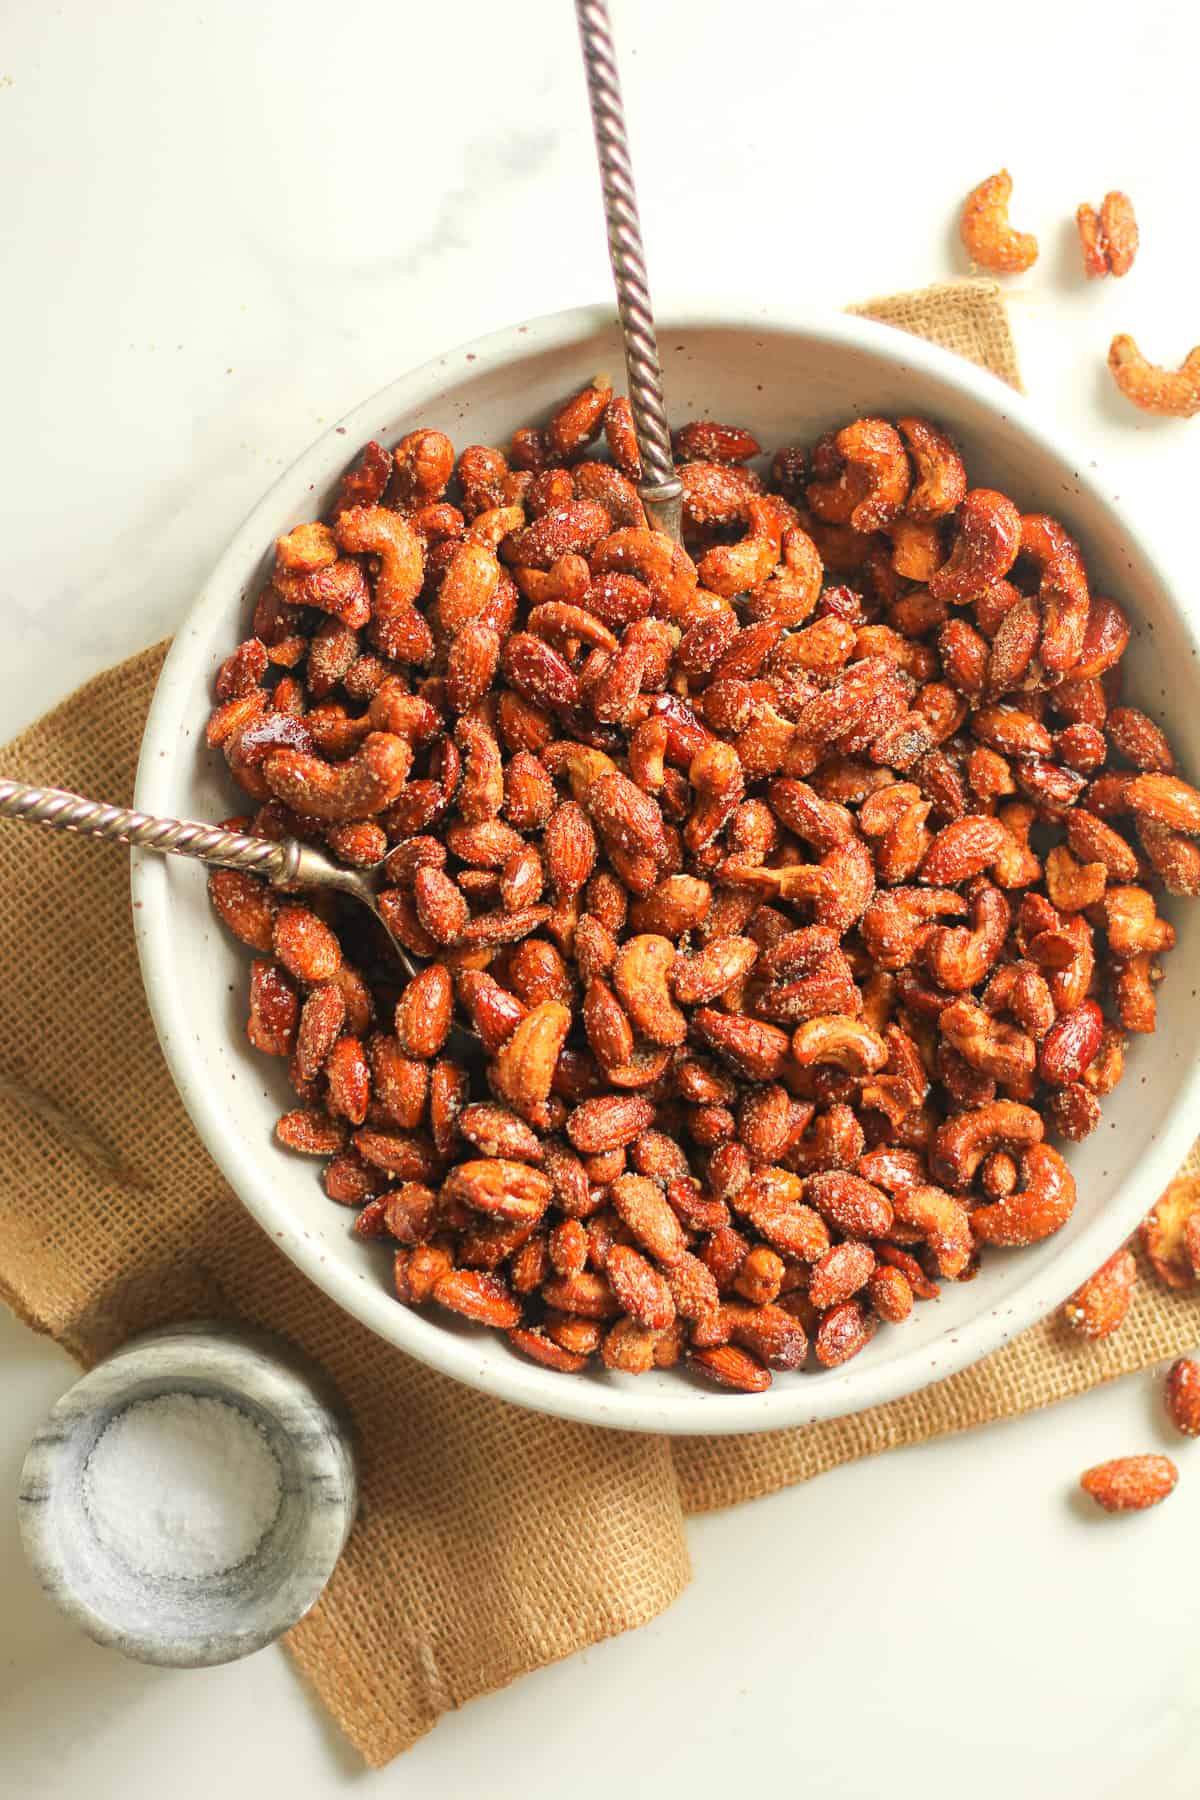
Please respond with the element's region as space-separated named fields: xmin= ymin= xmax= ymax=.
xmin=133 ymin=306 xmax=1200 ymax=1436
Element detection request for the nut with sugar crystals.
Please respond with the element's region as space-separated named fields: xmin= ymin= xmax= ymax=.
xmin=959 ymin=169 xmax=1038 ymax=273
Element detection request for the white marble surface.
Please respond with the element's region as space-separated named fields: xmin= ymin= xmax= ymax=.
xmin=3 ymin=0 xmax=1199 ymax=1793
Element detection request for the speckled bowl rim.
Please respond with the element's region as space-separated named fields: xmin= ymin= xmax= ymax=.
xmin=17 ymin=1325 xmax=356 ymax=1666
xmin=132 ymin=300 xmax=1200 ymax=1437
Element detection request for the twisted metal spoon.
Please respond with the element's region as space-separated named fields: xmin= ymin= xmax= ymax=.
xmin=0 ymin=11 xmax=673 ymax=1058
xmin=575 ymin=0 xmax=683 ymax=541
xmin=0 ymin=779 xmax=482 ymax=1059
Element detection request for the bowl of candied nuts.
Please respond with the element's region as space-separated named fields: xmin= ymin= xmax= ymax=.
xmin=132 ymin=302 xmax=1200 ymax=1434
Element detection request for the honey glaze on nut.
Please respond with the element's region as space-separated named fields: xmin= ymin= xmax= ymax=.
xmin=205 ymin=389 xmax=1200 ymax=1393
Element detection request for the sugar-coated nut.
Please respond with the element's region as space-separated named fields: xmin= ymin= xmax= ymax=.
xmin=1077 ymin=192 xmax=1138 ymax=279
xmin=1108 ymin=336 xmax=1200 ymax=418
xmin=1080 ymin=1455 xmax=1177 ymax=1513
xmin=1141 ymin=1175 xmax=1200 ymax=1290
xmin=970 ymin=1144 xmax=1076 ymax=1246
xmin=1062 ymin=1249 xmax=1137 ymax=1339
xmin=1164 ymin=1358 xmax=1200 ymax=1436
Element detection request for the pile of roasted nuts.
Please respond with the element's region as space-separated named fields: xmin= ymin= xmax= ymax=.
xmin=206 ymin=377 xmax=1200 ymax=1394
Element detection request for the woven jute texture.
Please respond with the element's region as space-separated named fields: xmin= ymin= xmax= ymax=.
xmin=3 ymin=280 xmax=1197 ymax=1765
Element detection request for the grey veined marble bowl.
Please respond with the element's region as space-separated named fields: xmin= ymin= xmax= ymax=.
xmin=16 ymin=1323 xmax=357 ymax=1667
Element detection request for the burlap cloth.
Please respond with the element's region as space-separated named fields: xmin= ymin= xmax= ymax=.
xmin=3 ymin=279 xmax=1198 ymax=1766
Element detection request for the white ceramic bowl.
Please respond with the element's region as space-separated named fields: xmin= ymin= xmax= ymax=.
xmin=133 ymin=302 xmax=1200 ymax=1437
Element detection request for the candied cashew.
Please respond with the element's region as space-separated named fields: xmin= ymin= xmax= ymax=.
xmin=746 ymin=526 xmax=823 ymax=626
xmin=1044 ymin=843 xmax=1106 ymax=912
xmin=891 ymin=1185 xmax=973 ymax=1279
xmin=390 ymin=429 xmax=454 ymax=508
xmin=925 ymin=882 xmax=1009 ymax=991
xmin=1108 ymin=336 xmax=1200 ymax=418
xmin=928 ymin=489 xmax=1022 ymax=605
xmin=959 ymin=169 xmax=1038 ymax=274
xmin=330 ymin=439 xmax=391 ymax=519
xmin=685 ymin=741 xmax=744 ymax=852
xmin=697 ymin=497 xmax=784 ymax=599
xmin=613 ymin=935 xmax=688 ymax=1046
xmin=334 ymin=503 xmax=424 ymax=617
xmin=859 ymin=782 xmax=931 ymax=885
xmin=491 ymin=1002 xmax=572 ymax=1124
xmin=1141 ymin=1175 xmax=1200 ymax=1289
xmin=591 ymin=527 xmax=700 ymax=621
xmin=897 ymin=417 xmax=966 ymax=520
xmin=1019 ymin=512 xmax=1090 ymax=676
xmin=887 ymin=519 xmax=942 ymax=582
xmin=807 ymin=418 xmax=910 ymax=533
xmin=938 ymin=998 xmax=1035 ymax=1086
xmin=930 ymin=1099 xmax=1044 ymax=1189
xmin=860 ymin=886 xmax=967 ymax=970
xmin=263 ymin=731 xmax=412 ymax=822
xmin=970 ymin=1144 xmax=1076 ymax=1246
xmin=791 ymin=1015 xmax=887 ymax=1075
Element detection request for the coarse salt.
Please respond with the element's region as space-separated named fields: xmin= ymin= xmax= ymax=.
xmin=83 ymin=1392 xmax=282 ymax=1580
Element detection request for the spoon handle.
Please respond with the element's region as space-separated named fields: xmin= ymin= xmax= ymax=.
xmin=575 ymin=0 xmax=683 ymax=542
xmin=0 ymin=777 xmax=301 ymax=883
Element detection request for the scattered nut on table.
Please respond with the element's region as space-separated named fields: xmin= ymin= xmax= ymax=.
xmin=1079 ymin=1454 xmax=1178 ymax=1513
xmin=1108 ymin=335 xmax=1200 ymax=417
xmin=959 ymin=169 xmax=1038 ymax=273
